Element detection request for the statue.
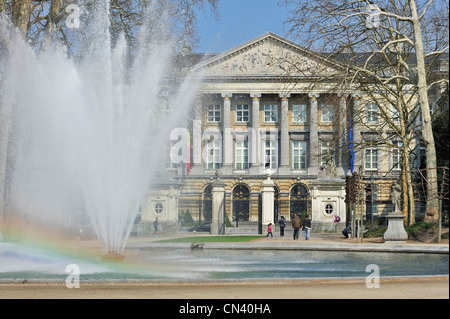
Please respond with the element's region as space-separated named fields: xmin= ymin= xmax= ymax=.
xmin=319 ymin=154 xmax=337 ymax=177
xmin=385 ymin=181 xmax=408 ymax=242
xmin=390 ymin=181 xmax=402 ymax=212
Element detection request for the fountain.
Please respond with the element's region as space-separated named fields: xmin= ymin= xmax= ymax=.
xmin=0 ymin=1 xmax=200 ymax=260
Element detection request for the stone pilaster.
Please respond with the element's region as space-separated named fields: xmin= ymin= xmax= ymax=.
xmin=250 ymin=93 xmax=261 ymax=174
xmin=211 ymin=178 xmax=225 ymax=235
xmin=352 ymin=92 xmax=362 ymax=173
xmin=279 ymin=93 xmax=290 ymax=174
xmin=221 ymin=93 xmax=233 ymax=174
xmin=308 ymin=92 xmax=320 ymax=175
xmin=190 ymin=102 xmax=203 ymax=174
xmin=337 ymin=94 xmax=348 ymax=176
xmin=261 ymin=177 xmax=275 ymax=228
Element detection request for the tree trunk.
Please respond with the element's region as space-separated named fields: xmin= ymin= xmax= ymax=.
xmin=11 ymin=0 xmax=32 ymax=36
xmin=409 ymin=0 xmax=439 ymax=223
xmin=404 ymin=146 xmax=416 ymax=225
xmin=0 ymin=1 xmax=6 ymax=14
xmin=401 ymin=159 xmax=409 ymax=224
xmin=44 ymin=0 xmax=63 ymax=33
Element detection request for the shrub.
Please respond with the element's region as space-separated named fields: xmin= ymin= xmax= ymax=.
xmin=225 ymin=214 xmax=233 ymax=227
xmin=405 ymin=222 xmax=436 ymax=238
xmin=179 ymin=210 xmax=195 ymax=227
xmin=364 ymin=226 xmax=387 ymax=238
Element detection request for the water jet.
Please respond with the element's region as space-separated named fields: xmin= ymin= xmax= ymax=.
xmin=0 ymin=0 xmax=200 ymax=258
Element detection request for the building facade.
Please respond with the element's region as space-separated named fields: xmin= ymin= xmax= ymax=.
xmin=138 ymin=32 xmax=431 ymax=235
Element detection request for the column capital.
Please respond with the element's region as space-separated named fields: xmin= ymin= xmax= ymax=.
xmin=221 ymin=93 xmax=233 ymax=100
xmin=338 ymin=93 xmax=349 ymax=99
xmin=308 ymin=92 xmax=320 ymax=100
xmin=250 ymin=93 xmax=261 ymax=100
xmin=352 ymin=92 xmax=363 ymax=99
xmin=279 ymin=93 xmax=291 ymax=100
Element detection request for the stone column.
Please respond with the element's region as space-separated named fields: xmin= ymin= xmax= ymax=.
xmin=352 ymin=92 xmax=362 ymax=173
xmin=261 ymin=177 xmax=275 ymax=228
xmin=279 ymin=93 xmax=290 ymax=174
xmin=250 ymin=93 xmax=261 ymax=174
xmin=308 ymin=92 xmax=320 ymax=175
xmin=221 ymin=93 xmax=233 ymax=173
xmin=211 ymin=178 xmax=225 ymax=235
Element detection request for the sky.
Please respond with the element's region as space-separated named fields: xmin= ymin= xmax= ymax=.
xmin=195 ymin=0 xmax=291 ymax=53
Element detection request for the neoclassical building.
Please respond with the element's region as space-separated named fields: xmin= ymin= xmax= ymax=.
xmin=138 ymin=32 xmax=435 ymax=235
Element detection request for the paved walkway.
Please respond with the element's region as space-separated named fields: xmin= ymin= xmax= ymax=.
xmin=125 ymin=231 xmax=449 ymax=254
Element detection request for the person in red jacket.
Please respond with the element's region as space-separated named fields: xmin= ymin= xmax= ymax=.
xmin=265 ymin=223 xmax=273 ymax=238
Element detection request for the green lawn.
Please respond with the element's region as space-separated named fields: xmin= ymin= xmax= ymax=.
xmin=156 ymin=236 xmax=263 ymax=243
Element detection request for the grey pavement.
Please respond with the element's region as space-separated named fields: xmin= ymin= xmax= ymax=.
xmin=126 ymin=232 xmax=449 ymax=254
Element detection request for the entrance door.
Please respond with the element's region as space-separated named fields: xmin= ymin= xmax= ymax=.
xmin=232 ymin=184 xmax=250 ymax=224
xmin=202 ymin=185 xmax=212 ymax=222
xmin=290 ymin=184 xmax=308 ymax=219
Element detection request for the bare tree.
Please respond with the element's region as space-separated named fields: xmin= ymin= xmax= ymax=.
xmin=280 ymin=0 xmax=449 ymax=223
xmin=1 ymin=0 xmax=220 ymax=53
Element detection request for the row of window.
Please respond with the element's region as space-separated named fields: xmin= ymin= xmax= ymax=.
xmin=165 ymin=138 xmax=404 ymax=172
xmin=205 ymin=139 xmax=292 ymax=170
xmin=207 ymin=104 xmax=335 ymax=124
xmin=204 ymin=140 xmax=401 ymax=172
xmin=365 ymin=143 xmax=402 ymax=171
xmin=209 ymin=103 xmax=406 ymax=125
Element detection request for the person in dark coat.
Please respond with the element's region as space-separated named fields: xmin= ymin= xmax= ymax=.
xmin=278 ymin=216 xmax=286 ymax=237
xmin=302 ymin=215 xmax=312 ymax=240
xmin=342 ymin=221 xmax=351 ymax=238
xmin=153 ymin=217 xmax=159 ymax=236
xmin=292 ymin=215 xmax=302 ymax=240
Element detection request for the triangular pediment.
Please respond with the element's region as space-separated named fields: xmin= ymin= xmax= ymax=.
xmin=191 ymin=32 xmax=340 ymax=77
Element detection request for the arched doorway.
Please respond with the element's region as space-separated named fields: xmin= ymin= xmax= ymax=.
xmin=202 ymin=185 xmax=212 ymax=222
xmin=232 ymin=184 xmax=250 ymax=224
xmin=290 ymin=184 xmax=309 ymax=219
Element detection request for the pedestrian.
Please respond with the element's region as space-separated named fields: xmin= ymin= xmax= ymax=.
xmin=278 ymin=216 xmax=286 ymax=237
xmin=302 ymin=214 xmax=312 ymax=240
xmin=292 ymin=214 xmax=302 ymax=240
xmin=153 ymin=217 xmax=159 ymax=237
xmin=266 ymin=223 xmax=273 ymax=238
xmin=342 ymin=220 xmax=351 ymax=238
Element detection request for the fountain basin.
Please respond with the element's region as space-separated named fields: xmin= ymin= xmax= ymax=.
xmin=0 ymin=242 xmax=448 ymax=282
